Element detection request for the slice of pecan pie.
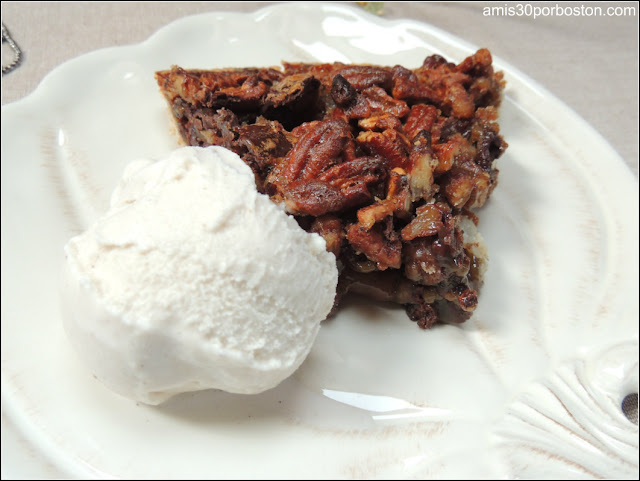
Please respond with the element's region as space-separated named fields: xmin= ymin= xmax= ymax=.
xmin=155 ymin=48 xmax=507 ymax=328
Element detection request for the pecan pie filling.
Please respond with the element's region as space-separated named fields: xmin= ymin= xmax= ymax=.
xmin=155 ymin=48 xmax=508 ymax=328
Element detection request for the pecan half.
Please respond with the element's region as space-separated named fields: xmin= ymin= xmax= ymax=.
xmin=268 ymin=119 xmax=387 ymax=216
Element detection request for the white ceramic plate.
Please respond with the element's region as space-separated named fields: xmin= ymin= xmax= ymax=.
xmin=2 ymin=3 xmax=638 ymax=479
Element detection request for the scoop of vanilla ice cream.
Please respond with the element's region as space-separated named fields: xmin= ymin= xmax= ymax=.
xmin=60 ymin=146 xmax=338 ymax=405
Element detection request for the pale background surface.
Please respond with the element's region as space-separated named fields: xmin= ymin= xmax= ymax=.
xmin=1 ymin=1 xmax=638 ymax=478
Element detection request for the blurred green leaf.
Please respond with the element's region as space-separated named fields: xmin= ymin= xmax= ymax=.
xmin=357 ymin=2 xmax=385 ymax=16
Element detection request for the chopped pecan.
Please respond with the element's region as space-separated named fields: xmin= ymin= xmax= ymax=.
xmin=401 ymin=203 xmax=446 ymax=241
xmin=404 ymin=104 xmax=439 ymax=141
xmin=357 ymin=169 xmax=412 ymax=229
xmin=358 ymin=113 xmax=403 ymax=132
xmin=413 ymin=61 xmax=475 ymax=118
xmin=432 ymin=133 xmax=476 ymax=175
xmin=340 ymin=85 xmax=410 ymax=121
xmin=434 ymin=208 xmax=463 ymax=256
xmin=204 ymin=74 xmax=270 ymax=110
xmin=346 ymin=216 xmax=402 ymax=270
xmin=440 ymin=166 xmax=493 ymax=209
xmin=422 ymin=54 xmax=454 ymax=70
xmin=407 ymin=130 xmax=438 ymax=201
xmin=356 ymin=129 xmax=411 ymax=171
xmin=443 ymin=79 xmax=476 ymax=119
xmin=455 ymin=48 xmax=494 ymax=78
xmin=469 ymin=75 xmax=504 ymax=109
xmin=337 ymin=65 xmax=393 ymax=91
xmin=359 ymin=86 xmax=410 ymax=118
xmin=435 ymin=116 xmax=473 ymax=143
xmin=391 ymin=65 xmax=441 ymax=104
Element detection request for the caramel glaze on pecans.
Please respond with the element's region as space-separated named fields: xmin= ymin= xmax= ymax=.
xmin=155 ymin=48 xmax=508 ymax=328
